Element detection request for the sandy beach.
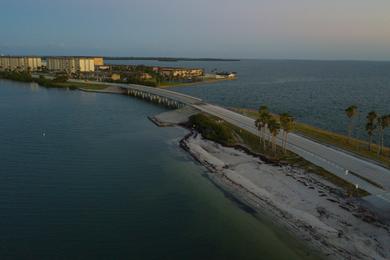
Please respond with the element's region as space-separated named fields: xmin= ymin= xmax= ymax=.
xmin=181 ymin=132 xmax=390 ymax=259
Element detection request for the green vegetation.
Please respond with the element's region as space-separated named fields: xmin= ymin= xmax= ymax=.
xmin=158 ymin=78 xmax=227 ymax=88
xmin=111 ymin=77 xmax=157 ymax=87
xmin=189 ymin=114 xmax=235 ymax=145
xmin=345 ymin=105 xmax=358 ymax=142
xmin=366 ymin=111 xmax=378 ymax=152
xmin=280 ymin=112 xmax=295 ymax=152
xmin=377 ymin=115 xmax=390 ymax=156
xmin=50 ymin=82 xmax=108 ymax=90
xmin=365 ymin=111 xmax=390 ymax=156
xmin=233 ymin=107 xmax=390 ymax=168
xmin=0 ymin=71 xmax=108 ymax=91
xmin=188 ymin=113 xmax=368 ymax=197
xmin=108 ymin=64 xmax=232 ymax=88
xmin=159 ymin=81 xmax=193 ymax=87
xmin=0 ymin=71 xmax=33 ymax=82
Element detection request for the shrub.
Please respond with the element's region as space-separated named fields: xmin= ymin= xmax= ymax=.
xmin=189 ymin=114 xmax=235 ymax=145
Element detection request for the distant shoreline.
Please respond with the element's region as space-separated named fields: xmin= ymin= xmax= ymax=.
xmin=104 ymin=57 xmax=240 ymax=62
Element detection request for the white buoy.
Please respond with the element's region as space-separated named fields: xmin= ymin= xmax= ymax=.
xmin=42 ymin=132 xmax=46 ymax=137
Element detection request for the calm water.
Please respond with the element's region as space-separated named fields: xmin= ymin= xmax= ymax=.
xmin=108 ymin=59 xmax=390 ymax=145
xmin=0 ymin=80 xmax=318 ymax=259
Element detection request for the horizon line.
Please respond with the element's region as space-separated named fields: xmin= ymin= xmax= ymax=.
xmin=1 ymin=53 xmax=390 ymax=63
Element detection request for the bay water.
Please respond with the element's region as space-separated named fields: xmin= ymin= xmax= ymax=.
xmin=0 ymin=80 xmax=317 ymax=259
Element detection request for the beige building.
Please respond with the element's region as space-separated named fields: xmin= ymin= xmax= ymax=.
xmin=93 ymin=57 xmax=104 ymax=66
xmin=46 ymin=57 xmax=76 ymax=73
xmin=79 ymin=58 xmax=94 ymax=72
xmin=0 ymin=56 xmax=42 ymax=71
xmin=46 ymin=57 xmax=95 ymax=73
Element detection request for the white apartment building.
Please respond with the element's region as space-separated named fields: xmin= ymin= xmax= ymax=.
xmin=78 ymin=58 xmax=94 ymax=72
xmin=0 ymin=56 xmax=42 ymax=71
xmin=46 ymin=57 xmax=95 ymax=73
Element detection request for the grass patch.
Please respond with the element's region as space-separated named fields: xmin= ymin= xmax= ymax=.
xmin=189 ymin=113 xmax=369 ymax=197
xmin=55 ymin=82 xmax=108 ymax=90
xmin=233 ymin=108 xmax=390 ymax=168
xmin=158 ymin=78 xmax=231 ymax=88
xmin=159 ymin=81 xmax=188 ymax=87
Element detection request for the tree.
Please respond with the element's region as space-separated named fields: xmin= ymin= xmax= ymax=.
xmin=255 ymin=118 xmax=262 ymax=143
xmin=255 ymin=105 xmax=271 ymax=149
xmin=377 ymin=114 xmax=390 ymax=155
xmin=267 ymin=118 xmax=281 ymax=153
xmin=345 ymin=105 xmax=358 ymax=142
xmin=53 ymin=74 xmax=68 ymax=83
xmin=366 ymin=111 xmax=378 ymax=151
xmin=280 ymin=113 xmax=295 ymax=152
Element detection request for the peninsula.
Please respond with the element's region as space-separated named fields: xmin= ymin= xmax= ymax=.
xmin=0 ymin=56 xmax=236 ymax=88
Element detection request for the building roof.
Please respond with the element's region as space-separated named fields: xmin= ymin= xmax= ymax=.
xmin=0 ymin=55 xmax=42 ymax=58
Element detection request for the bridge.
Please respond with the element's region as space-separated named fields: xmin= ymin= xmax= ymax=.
xmin=75 ymin=80 xmax=390 ymax=212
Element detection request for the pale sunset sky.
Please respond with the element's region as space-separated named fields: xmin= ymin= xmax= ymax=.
xmin=1 ymin=0 xmax=390 ymax=60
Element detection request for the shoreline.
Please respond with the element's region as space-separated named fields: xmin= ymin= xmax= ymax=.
xmin=1 ymin=76 xmax=388 ymax=172
xmin=2 ymin=77 xmax=390 ymax=258
xmin=0 ymin=72 xmax=235 ymax=90
xmin=158 ymin=77 xmax=236 ymax=88
xmin=180 ymin=131 xmax=390 ymax=259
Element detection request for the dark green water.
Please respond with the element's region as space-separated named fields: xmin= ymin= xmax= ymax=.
xmin=0 ymin=80 xmax=318 ymax=259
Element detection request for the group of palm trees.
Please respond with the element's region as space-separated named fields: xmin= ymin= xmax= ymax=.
xmin=345 ymin=105 xmax=390 ymax=155
xmin=254 ymin=106 xmax=295 ymax=154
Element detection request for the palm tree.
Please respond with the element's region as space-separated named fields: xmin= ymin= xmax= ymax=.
xmin=377 ymin=115 xmax=390 ymax=155
xmin=267 ymin=118 xmax=281 ymax=153
xmin=258 ymin=105 xmax=268 ymax=114
xmin=262 ymin=112 xmax=272 ymax=149
xmin=255 ymin=105 xmax=271 ymax=149
xmin=255 ymin=118 xmax=262 ymax=143
xmin=366 ymin=111 xmax=378 ymax=151
xmin=280 ymin=113 xmax=295 ymax=152
xmin=345 ymin=105 xmax=358 ymax=142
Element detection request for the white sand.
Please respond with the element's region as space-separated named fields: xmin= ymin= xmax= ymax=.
xmin=152 ymin=106 xmax=199 ymax=126
xmin=181 ymin=133 xmax=390 ymax=260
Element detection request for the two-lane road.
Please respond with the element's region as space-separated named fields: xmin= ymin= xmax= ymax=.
xmin=73 ymin=80 xmax=390 ymax=204
xmin=193 ymin=103 xmax=390 ymax=195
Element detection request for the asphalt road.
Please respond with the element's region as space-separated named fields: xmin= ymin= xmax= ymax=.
xmin=195 ymin=104 xmax=390 ymax=194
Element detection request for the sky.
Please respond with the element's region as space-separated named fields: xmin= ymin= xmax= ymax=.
xmin=1 ymin=0 xmax=390 ymax=60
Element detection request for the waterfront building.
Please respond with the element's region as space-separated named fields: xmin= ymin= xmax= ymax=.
xmin=0 ymin=56 xmax=42 ymax=71
xmin=79 ymin=58 xmax=94 ymax=72
xmin=47 ymin=57 xmax=76 ymax=73
xmin=46 ymin=57 xmax=95 ymax=73
xmin=93 ymin=57 xmax=104 ymax=66
xmin=158 ymin=67 xmax=204 ymax=78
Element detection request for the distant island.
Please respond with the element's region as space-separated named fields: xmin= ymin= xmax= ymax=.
xmin=103 ymin=57 xmax=240 ymax=62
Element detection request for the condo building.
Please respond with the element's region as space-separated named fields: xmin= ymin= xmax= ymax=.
xmin=0 ymin=56 xmax=42 ymax=71
xmin=46 ymin=57 xmax=96 ymax=73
